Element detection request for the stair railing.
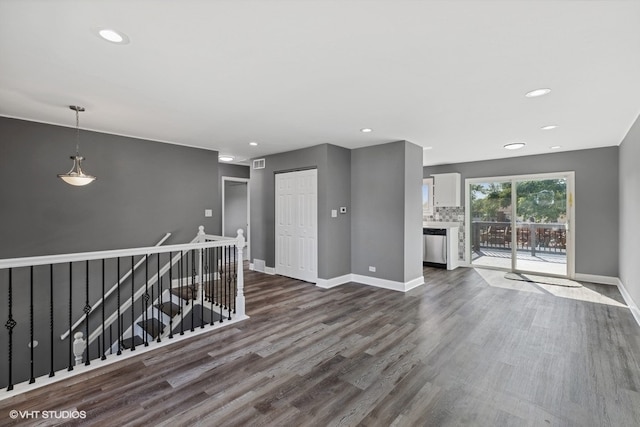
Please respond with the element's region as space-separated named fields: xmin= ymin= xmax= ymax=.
xmin=0 ymin=226 xmax=246 ymax=394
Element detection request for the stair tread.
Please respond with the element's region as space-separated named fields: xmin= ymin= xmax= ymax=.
xmin=137 ymin=318 xmax=165 ymax=339
xmin=171 ymin=285 xmax=197 ymax=300
xmin=156 ymin=301 xmax=181 ymax=317
xmin=172 ymin=305 xmax=225 ymax=332
xmin=121 ymin=336 xmax=145 ymax=349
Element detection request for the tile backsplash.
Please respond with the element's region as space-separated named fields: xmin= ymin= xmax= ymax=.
xmin=424 ymin=206 xmax=465 ymax=261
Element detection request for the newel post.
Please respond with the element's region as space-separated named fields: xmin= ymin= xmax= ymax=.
xmin=235 ymin=229 xmax=246 ymax=318
xmin=73 ymin=332 xmax=86 ymax=366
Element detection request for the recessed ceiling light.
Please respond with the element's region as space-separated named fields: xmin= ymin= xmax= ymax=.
xmin=97 ymin=28 xmax=130 ymax=44
xmin=504 ymin=142 xmax=526 ymax=150
xmin=541 ymin=125 xmax=558 ymax=130
xmin=550 ymin=145 xmax=561 ymax=150
xmin=423 ymin=146 xmax=433 ymax=150
xmin=360 ymin=128 xmax=373 ymax=133
xmin=525 ymin=88 xmax=551 ymax=98
xmin=249 ymin=141 xmax=258 ymax=146
xmin=219 ymin=155 xmax=234 ymax=162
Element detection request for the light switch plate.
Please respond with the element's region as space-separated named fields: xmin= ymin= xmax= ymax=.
xmin=331 ymin=209 xmax=337 ymax=218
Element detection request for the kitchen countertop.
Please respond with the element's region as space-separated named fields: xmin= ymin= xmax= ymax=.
xmin=423 ymin=222 xmax=461 ymax=229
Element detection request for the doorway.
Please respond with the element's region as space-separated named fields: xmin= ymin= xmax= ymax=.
xmin=222 ymin=177 xmax=249 ymax=261
xmin=466 ymin=172 xmax=575 ymax=278
xmin=275 ymin=169 xmax=318 ymax=283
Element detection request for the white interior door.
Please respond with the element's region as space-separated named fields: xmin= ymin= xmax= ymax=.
xmin=275 ymin=169 xmax=317 ymax=283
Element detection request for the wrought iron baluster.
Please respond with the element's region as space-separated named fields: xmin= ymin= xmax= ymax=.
xmin=5 ymin=269 xmax=16 ymax=390
xmin=227 ymin=246 xmax=232 ymax=320
xmin=29 ymin=266 xmax=35 ymax=383
xmin=50 ymin=264 xmax=55 ymax=375
xmin=68 ymin=262 xmax=74 ymax=370
xmin=101 ymin=259 xmax=106 ymax=360
xmin=84 ymin=260 xmax=91 ymax=365
xmin=116 ymin=258 xmax=122 ymax=356
xmin=130 ymin=255 xmax=136 ymax=351
xmin=233 ymin=242 xmax=237 ymax=316
xmin=201 ymin=248 xmax=205 ymax=328
xmin=209 ymin=247 xmax=214 ymax=326
xmin=144 ymin=255 xmax=149 ymax=347
xmin=169 ymin=251 xmax=174 ymax=339
xmin=191 ymin=250 xmax=195 ymax=332
xmin=151 ymin=285 xmax=155 ymax=339
xmin=219 ymin=247 xmax=224 ymax=323
xmin=157 ymin=253 xmax=162 ymax=343
xmin=180 ymin=251 xmax=184 ymax=336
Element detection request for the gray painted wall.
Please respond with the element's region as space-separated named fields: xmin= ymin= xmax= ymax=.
xmin=0 ymin=116 xmax=220 ymax=258
xmin=619 ymin=114 xmax=640 ymax=310
xmin=424 ymin=147 xmax=619 ymax=277
xmin=250 ymin=144 xmax=352 ymax=280
xmin=351 ymin=140 xmax=423 ymax=283
xmin=323 ymin=145 xmax=352 ymax=278
xmin=404 ymin=142 xmax=424 ymax=282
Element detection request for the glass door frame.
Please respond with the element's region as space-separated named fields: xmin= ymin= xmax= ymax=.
xmin=464 ymin=171 xmax=575 ymax=278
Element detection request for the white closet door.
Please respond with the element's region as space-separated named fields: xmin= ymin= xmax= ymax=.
xmin=275 ymin=169 xmax=317 ymax=282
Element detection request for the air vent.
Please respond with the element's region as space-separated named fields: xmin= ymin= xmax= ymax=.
xmin=253 ymin=159 xmax=265 ymax=169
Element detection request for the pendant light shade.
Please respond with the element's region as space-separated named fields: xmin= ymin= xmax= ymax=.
xmin=58 ymin=105 xmax=96 ymax=186
xmin=58 ymin=155 xmax=95 ymax=186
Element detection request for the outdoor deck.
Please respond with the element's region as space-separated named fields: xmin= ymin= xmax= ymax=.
xmin=472 ymin=248 xmax=567 ymax=276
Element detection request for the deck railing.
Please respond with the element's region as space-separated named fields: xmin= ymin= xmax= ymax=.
xmin=0 ymin=226 xmax=246 ymax=393
xmin=472 ymin=221 xmax=567 ymax=255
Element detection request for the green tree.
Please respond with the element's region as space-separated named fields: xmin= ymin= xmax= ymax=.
xmin=471 ymin=179 xmax=566 ymax=222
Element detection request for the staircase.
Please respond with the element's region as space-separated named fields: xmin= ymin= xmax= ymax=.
xmin=116 ymin=280 xmax=231 ymax=352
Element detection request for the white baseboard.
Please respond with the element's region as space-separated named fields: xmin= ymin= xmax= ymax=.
xmin=351 ymin=274 xmax=424 ymax=293
xmin=265 ymin=267 xmax=276 ymax=275
xmin=316 ymin=274 xmax=352 ymax=289
xmin=316 ymin=274 xmax=424 ymax=292
xmin=574 ymin=273 xmax=619 ymax=286
xmin=249 ymin=263 xmax=254 ymax=271
xmin=615 ymin=278 xmax=640 ymax=328
xmin=252 ymin=259 xmax=266 ymax=273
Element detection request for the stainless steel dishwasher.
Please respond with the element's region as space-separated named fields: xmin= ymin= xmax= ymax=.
xmin=423 ymin=228 xmax=447 ymax=267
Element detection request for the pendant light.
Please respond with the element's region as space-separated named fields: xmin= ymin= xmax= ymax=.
xmin=58 ymin=105 xmax=96 ymax=186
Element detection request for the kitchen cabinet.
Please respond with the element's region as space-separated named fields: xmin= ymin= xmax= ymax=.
xmin=432 ymin=173 xmax=461 ymax=207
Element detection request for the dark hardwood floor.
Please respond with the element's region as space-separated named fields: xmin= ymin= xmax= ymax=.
xmin=1 ymin=266 xmax=640 ymax=426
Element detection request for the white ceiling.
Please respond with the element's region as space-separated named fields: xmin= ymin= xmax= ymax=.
xmin=1 ymin=0 xmax=639 ymax=166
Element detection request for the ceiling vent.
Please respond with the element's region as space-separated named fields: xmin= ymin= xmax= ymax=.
xmin=252 ymin=159 xmax=265 ymax=169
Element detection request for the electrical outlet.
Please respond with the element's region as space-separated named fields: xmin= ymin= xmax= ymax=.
xmin=435 ymin=212 xmax=440 ymax=220
xmin=205 ymin=209 xmax=213 ymax=217
xmin=368 ymin=266 xmax=376 ymax=272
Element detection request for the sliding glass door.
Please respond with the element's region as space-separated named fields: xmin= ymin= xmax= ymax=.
xmin=468 ymin=173 xmax=573 ymax=277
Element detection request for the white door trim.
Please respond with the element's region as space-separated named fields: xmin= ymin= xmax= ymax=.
xmin=221 ymin=176 xmax=250 ymax=261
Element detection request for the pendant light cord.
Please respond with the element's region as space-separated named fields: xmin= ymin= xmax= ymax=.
xmin=75 ymin=108 xmax=80 ymax=157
